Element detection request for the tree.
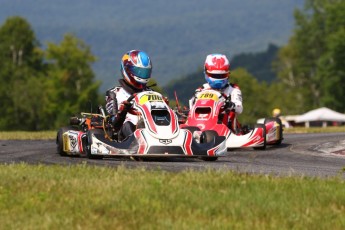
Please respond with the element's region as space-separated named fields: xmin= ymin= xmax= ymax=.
xmin=317 ymin=2 xmax=345 ymax=111
xmin=230 ymin=68 xmax=268 ymax=125
xmin=275 ymin=0 xmax=345 ymax=113
xmin=44 ymin=34 xmax=101 ymax=128
xmin=0 ymin=16 xmax=46 ymax=130
xmin=231 ymin=43 xmax=279 ymax=82
xmin=0 ymin=17 xmax=102 ymax=130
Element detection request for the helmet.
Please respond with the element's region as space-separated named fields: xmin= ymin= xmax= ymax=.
xmin=121 ymin=50 xmax=152 ymax=89
xmin=272 ymin=108 xmax=281 ymax=117
xmin=204 ymin=54 xmax=230 ymax=89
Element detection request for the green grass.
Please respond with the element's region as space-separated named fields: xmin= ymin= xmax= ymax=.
xmin=0 ymin=164 xmax=344 ymax=230
xmin=1 ymin=129 xmax=344 ymax=229
xmin=0 ymin=131 xmax=56 ymax=140
xmin=284 ymin=126 xmax=345 ymax=134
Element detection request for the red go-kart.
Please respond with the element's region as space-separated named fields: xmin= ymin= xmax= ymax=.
xmin=179 ymin=89 xmax=283 ymax=150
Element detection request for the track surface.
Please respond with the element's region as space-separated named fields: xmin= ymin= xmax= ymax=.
xmin=1 ymin=133 xmax=345 ymax=178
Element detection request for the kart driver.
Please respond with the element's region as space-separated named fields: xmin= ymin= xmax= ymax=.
xmin=105 ymin=50 xmax=153 ymax=141
xmin=189 ymin=53 xmax=243 ymax=132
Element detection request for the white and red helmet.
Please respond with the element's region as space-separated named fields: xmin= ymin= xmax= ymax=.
xmin=204 ymin=54 xmax=230 ymax=89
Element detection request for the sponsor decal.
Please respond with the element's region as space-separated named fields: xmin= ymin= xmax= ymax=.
xmin=197 ymin=92 xmax=219 ymax=101
xmin=91 ymin=146 xmax=98 ymax=154
xmin=159 ymin=139 xmax=172 ymax=145
xmin=68 ymin=134 xmax=77 ymax=150
xmin=139 ymin=93 xmax=163 ymax=105
xmin=63 ymin=134 xmax=70 ymax=152
xmin=267 ymin=129 xmax=277 ymax=141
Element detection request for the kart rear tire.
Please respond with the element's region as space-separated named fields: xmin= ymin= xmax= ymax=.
xmin=253 ymin=124 xmax=266 ymax=150
xmin=264 ymin=117 xmax=283 ymax=145
xmin=56 ymin=126 xmax=79 ymax=156
xmin=85 ymin=129 xmax=104 ymax=159
xmin=200 ymin=130 xmax=219 ymax=161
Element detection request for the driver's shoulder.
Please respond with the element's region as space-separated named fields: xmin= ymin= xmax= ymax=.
xmin=230 ymin=83 xmax=240 ymax=89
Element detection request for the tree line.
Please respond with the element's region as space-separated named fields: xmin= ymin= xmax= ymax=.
xmin=0 ymin=0 xmax=344 ymax=130
xmin=274 ymin=0 xmax=345 ymax=115
xmin=166 ymin=0 xmax=345 ymax=124
xmin=0 ymin=17 xmax=101 ymax=130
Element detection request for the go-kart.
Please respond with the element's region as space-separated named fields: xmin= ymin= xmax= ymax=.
xmin=56 ymin=91 xmax=227 ymax=160
xmin=179 ymin=89 xmax=283 ymax=150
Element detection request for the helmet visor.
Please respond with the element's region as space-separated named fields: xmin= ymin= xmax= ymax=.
xmin=129 ymin=66 xmax=152 ymax=79
xmin=206 ymin=72 xmax=228 ymax=79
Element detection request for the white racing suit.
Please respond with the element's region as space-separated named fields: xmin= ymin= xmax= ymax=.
xmin=105 ymin=79 xmax=152 ymax=140
xmin=106 ymin=87 xmax=140 ymax=125
xmin=189 ymin=83 xmax=243 ymax=114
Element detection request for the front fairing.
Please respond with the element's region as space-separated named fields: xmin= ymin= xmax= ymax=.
xmin=133 ymin=91 xmax=180 ymax=139
xmin=184 ymin=90 xmax=230 ymax=136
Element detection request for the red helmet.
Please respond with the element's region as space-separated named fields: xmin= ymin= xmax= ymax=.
xmin=121 ymin=50 xmax=152 ymax=89
xmin=204 ymin=54 xmax=230 ymax=89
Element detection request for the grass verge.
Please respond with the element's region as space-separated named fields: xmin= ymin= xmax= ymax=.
xmin=0 ymin=164 xmax=344 ymax=230
xmin=284 ymin=126 xmax=345 ymax=134
xmin=0 ymin=131 xmax=56 ymax=140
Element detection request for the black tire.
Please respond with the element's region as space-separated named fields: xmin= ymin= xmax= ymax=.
xmin=200 ymin=130 xmax=218 ymax=144
xmin=56 ymin=126 xmax=79 ymax=156
xmin=253 ymin=124 xmax=266 ymax=150
xmin=200 ymin=130 xmax=219 ymax=161
xmin=131 ymin=156 xmax=143 ymax=161
xmin=85 ymin=129 xmax=104 ymax=159
xmin=201 ymin=156 xmax=218 ymax=161
xmin=264 ymin=117 xmax=283 ymax=145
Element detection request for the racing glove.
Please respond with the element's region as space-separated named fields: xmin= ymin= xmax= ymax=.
xmin=112 ymin=101 xmax=132 ymax=130
xmin=224 ymin=99 xmax=236 ymax=112
xmin=119 ymin=101 xmax=132 ymax=113
xmin=106 ymin=101 xmax=114 ymax=115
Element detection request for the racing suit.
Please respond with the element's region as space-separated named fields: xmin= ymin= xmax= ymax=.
xmin=189 ymin=83 xmax=243 ymax=132
xmin=189 ymin=83 xmax=243 ymax=113
xmin=105 ymin=79 xmax=152 ymax=140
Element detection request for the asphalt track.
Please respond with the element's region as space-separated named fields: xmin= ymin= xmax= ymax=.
xmin=1 ymin=133 xmax=345 ymax=178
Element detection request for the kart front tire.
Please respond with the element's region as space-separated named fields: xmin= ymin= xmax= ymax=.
xmin=201 ymin=156 xmax=218 ymax=161
xmin=200 ymin=130 xmax=219 ymax=161
xmin=264 ymin=117 xmax=283 ymax=145
xmin=56 ymin=126 xmax=79 ymax=156
xmin=200 ymin=130 xmax=219 ymax=144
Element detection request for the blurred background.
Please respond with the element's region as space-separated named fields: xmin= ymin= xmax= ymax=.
xmin=1 ymin=0 xmax=344 ymax=130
